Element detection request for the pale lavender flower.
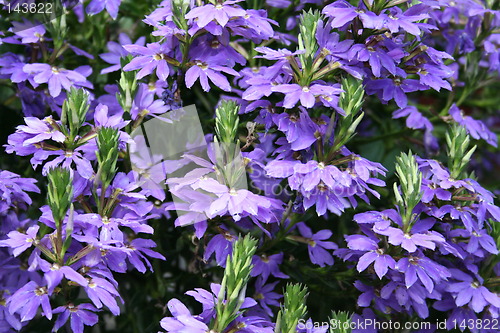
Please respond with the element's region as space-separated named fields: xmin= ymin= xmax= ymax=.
xmin=123 ymin=42 xmax=172 ymax=80
xmin=0 ymin=225 xmax=39 ymax=257
xmin=185 ymin=0 xmax=246 ymax=28
xmin=23 ymin=64 xmax=92 ymax=98
xmin=185 ymin=60 xmax=239 ymax=92
xmin=160 ymin=299 xmax=209 ymax=333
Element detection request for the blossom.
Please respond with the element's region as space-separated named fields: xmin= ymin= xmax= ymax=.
xmin=446 ymin=269 xmax=500 ymax=313
xmin=8 ymin=281 xmax=52 ymax=321
xmin=9 ymin=19 xmax=46 ymax=44
xmin=84 ymin=277 xmax=121 ymax=315
xmin=0 ymin=225 xmax=39 ymax=257
xmin=38 ymin=260 xmax=89 ymax=294
xmin=272 ymin=83 xmax=342 ymax=109
xmin=160 ymin=299 xmax=209 ymax=333
xmin=198 ymin=178 xmax=274 ymax=222
xmin=253 ymin=278 xmax=281 ymax=317
xmin=382 ymin=5 xmax=431 ymax=36
xmin=123 ymin=42 xmax=172 ymax=80
xmin=449 ymin=104 xmax=498 ymax=147
xmin=296 ymin=222 xmax=338 ymax=267
xmin=52 ymin=303 xmax=99 ymax=333
xmin=272 ymin=111 xmax=318 ymax=150
xmin=323 ymin=1 xmax=383 ymax=29
xmin=23 ymin=64 xmax=92 ymax=97
xmin=16 ymin=116 xmax=65 ymax=146
xmin=345 ymin=235 xmax=396 ymax=279
xmin=366 ymin=73 xmax=426 ymax=108
xmin=131 ymin=83 xmax=170 ymax=119
xmin=86 ymin=0 xmax=122 ymax=19
xmin=0 ymin=170 xmax=39 ymax=213
xmin=204 ymin=231 xmax=236 ymax=266
xmin=185 ymin=60 xmax=239 ymax=92
xmin=184 ymin=1 xmax=246 ymax=28
xmin=396 ymin=253 xmax=451 ymax=293
xmin=100 ymin=33 xmax=146 ymax=74
xmin=251 ymin=253 xmax=289 ymax=282
xmin=376 ymin=222 xmax=446 ymax=253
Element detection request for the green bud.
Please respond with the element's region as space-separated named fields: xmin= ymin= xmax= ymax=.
xmin=394 ymin=151 xmax=422 ymax=230
xmin=215 ymin=100 xmax=240 ymax=144
xmin=172 ymin=0 xmax=191 ymax=31
xmin=298 ymin=10 xmax=321 ymax=71
xmin=62 ymin=87 xmax=90 ymax=141
xmin=47 ymin=167 xmax=73 ymax=226
xmin=214 ymin=235 xmax=258 ymax=332
xmin=329 ymin=311 xmax=353 ymax=333
xmin=275 ymin=283 xmax=308 ymax=333
xmin=339 ymin=76 xmax=365 ymax=117
xmin=329 ymin=76 xmax=365 ymax=151
xmin=446 ymin=124 xmax=476 ymax=180
xmin=117 ymin=56 xmax=138 ymax=114
xmin=96 ymin=127 xmax=120 ymax=190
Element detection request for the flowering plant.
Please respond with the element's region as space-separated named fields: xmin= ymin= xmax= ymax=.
xmin=0 ymin=0 xmax=499 ymax=332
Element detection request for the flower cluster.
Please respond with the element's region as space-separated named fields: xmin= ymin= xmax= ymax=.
xmin=0 ymin=0 xmax=499 ymax=332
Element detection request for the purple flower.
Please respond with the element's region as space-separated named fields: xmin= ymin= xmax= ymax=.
xmin=382 ymin=5 xmax=431 ymax=36
xmin=253 ymin=278 xmax=281 ymax=317
xmin=323 ymin=1 xmax=383 ymax=29
xmin=38 ymin=260 xmax=89 ymax=294
xmin=125 ymin=238 xmax=166 ymax=273
xmin=23 ymin=64 xmax=92 ymax=98
xmin=84 ymin=277 xmax=121 ymax=315
xmin=296 ymin=222 xmax=338 ymax=267
xmin=160 ymin=299 xmax=209 ymax=333
xmin=16 ymin=116 xmax=66 ymax=146
xmin=185 ymin=60 xmax=239 ymax=92
xmin=0 ymin=225 xmax=39 ymax=257
xmin=185 ymin=283 xmax=256 ymax=322
xmin=204 ymin=231 xmax=236 ymax=266
xmin=185 ymin=1 xmax=246 ymax=28
xmin=9 ymin=19 xmax=46 ymax=44
xmin=86 ymin=0 xmax=122 ymax=19
xmin=272 ymin=111 xmax=318 ymax=150
xmin=8 ymin=281 xmax=52 ymax=321
xmin=366 ymin=72 xmax=426 ymax=108
xmin=251 ymin=252 xmax=289 ymax=282
xmin=345 ymin=235 xmax=396 ymax=279
xmin=52 ymin=303 xmax=99 ymax=333
xmin=396 ymin=253 xmax=451 ymax=293
xmin=376 ymin=223 xmax=446 ymax=253
xmin=348 ymin=42 xmax=400 ymax=78
xmin=198 ymin=178 xmax=274 ymax=221
xmin=449 ymin=104 xmax=498 ymax=147
xmin=446 ymin=269 xmax=500 ymax=313
xmin=0 ymin=170 xmax=39 ymax=213
xmin=272 ymin=83 xmax=342 ymax=109
xmin=123 ymin=42 xmax=172 ymax=80
xmin=42 ymin=149 xmax=94 ymax=179
xmin=131 ymin=83 xmax=170 ymax=119
xmin=100 ymin=33 xmax=146 ymax=74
